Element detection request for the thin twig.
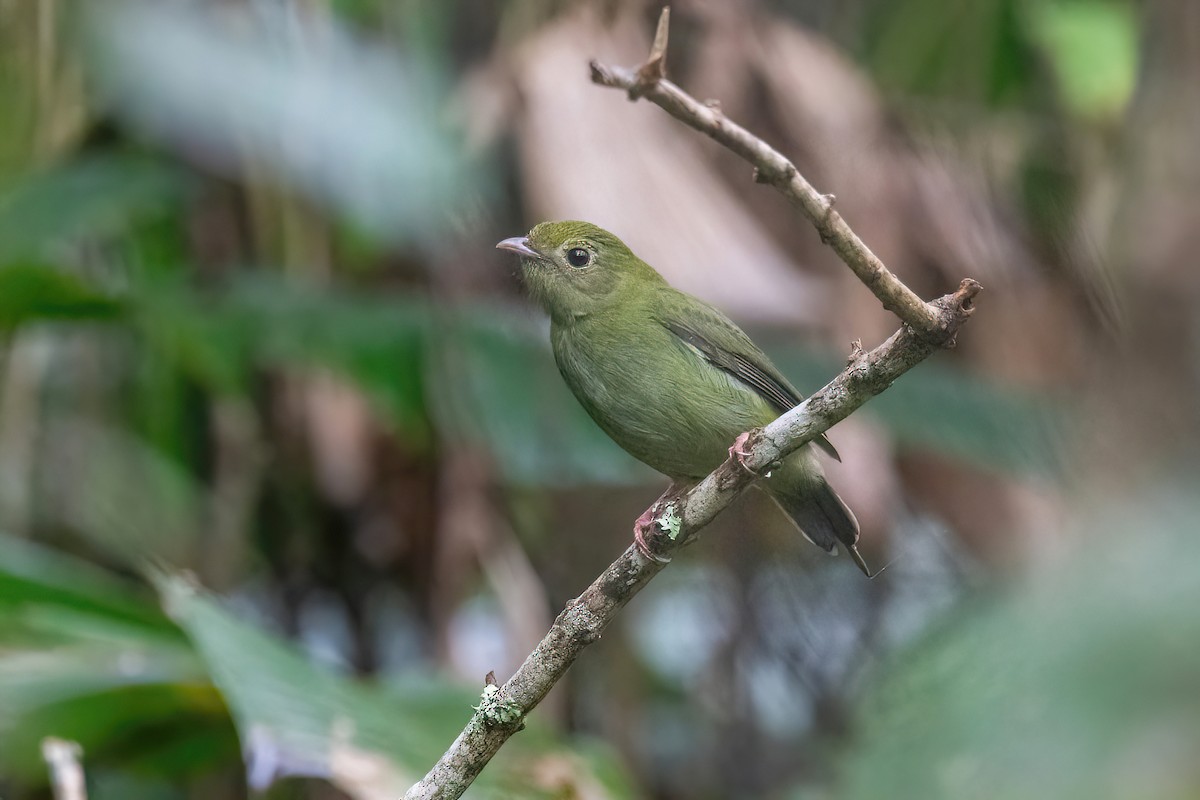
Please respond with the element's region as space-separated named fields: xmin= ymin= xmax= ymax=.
xmin=590 ymin=8 xmax=967 ymax=341
xmin=404 ymin=9 xmax=982 ymax=799
xmin=42 ymin=738 xmax=88 ymax=800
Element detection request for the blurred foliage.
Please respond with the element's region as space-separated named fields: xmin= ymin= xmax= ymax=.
xmin=0 ymin=264 xmax=121 ymax=328
xmin=0 ymin=155 xmax=187 ymax=262
xmin=158 ymin=573 xmax=632 ymax=799
xmin=0 ymin=153 xmax=1060 ymax=490
xmin=84 ymin=1 xmax=474 ymax=247
xmin=0 ymin=536 xmax=630 ymax=798
xmin=770 ymin=344 xmax=1065 ymax=477
xmin=0 ymin=535 xmax=227 ymax=789
xmin=858 ymin=0 xmax=1138 ymax=122
xmin=841 ymin=486 xmax=1200 ymax=799
xmin=0 ymin=0 xmax=1177 ymax=798
xmin=1026 ymin=0 xmax=1139 ymax=124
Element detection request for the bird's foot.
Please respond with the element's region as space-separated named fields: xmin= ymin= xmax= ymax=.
xmin=728 ymin=431 xmax=760 ymax=477
xmin=634 ymin=508 xmax=672 ymax=563
xmin=633 ymin=484 xmax=686 ymax=564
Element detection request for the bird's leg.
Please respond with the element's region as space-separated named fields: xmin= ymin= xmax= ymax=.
xmin=728 ymin=431 xmax=760 ymax=477
xmin=634 ymin=481 xmax=687 ymax=563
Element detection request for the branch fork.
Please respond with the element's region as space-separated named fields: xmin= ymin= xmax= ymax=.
xmin=406 ymin=8 xmax=982 ymax=798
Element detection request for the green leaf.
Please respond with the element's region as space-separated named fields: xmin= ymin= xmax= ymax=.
xmin=156 ymin=572 xmax=634 ymax=798
xmin=0 ymin=534 xmax=231 ymax=784
xmin=133 ymin=275 xmax=431 ymax=437
xmin=1025 ymin=0 xmax=1139 ymax=123
xmin=0 ymin=263 xmax=123 ymax=328
xmin=1 ymin=683 xmax=235 ymax=784
xmin=133 ymin=286 xmax=254 ymax=396
xmin=0 ymin=532 xmax=177 ymax=635
xmin=860 ymin=0 xmax=1036 ymax=107
xmin=33 ymin=419 xmax=206 ymax=568
xmin=0 ymin=155 xmax=187 ymax=264
xmin=232 ymin=277 xmax=431 ymax=436
xmin=157 ymin=572 xmax=465 ymax=794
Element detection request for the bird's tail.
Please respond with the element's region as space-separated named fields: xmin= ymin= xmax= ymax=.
xmin=764 ymin=465 xmax=876 ymax=577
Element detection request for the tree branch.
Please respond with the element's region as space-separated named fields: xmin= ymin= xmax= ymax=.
xmin=589 ymin=8 xmax=966 ymax=342
xmin=405 ymin=8 xmax=982 ymax=799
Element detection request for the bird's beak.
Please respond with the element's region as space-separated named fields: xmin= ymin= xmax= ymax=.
xmin=496 ymin=236 xmax=540 ymax=259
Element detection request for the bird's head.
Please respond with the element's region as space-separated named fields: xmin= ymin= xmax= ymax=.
xmin=497 ymin=221 xmax=664 ymax=323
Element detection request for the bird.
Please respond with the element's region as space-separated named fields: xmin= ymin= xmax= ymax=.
xmin=497 ymin=220 xmax=874 ymax=576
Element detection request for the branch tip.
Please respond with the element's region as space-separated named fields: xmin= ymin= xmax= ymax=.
xmin=955 ymin=278 xmax=982 ymax=311
xmin=649 ymin=6 xmax=670 ymax=67
xmin=633 ymin=6 xmax=670 ymax=91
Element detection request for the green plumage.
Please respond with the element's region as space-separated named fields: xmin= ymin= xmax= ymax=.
xmin=500 ymin=221 xmax=866 ymax=572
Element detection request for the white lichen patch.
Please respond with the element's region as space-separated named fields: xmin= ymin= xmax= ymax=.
xmin=656 ymin=501 xmax=683 ymax=541
xmin=473 ymin=684 xmax=523 ymax=729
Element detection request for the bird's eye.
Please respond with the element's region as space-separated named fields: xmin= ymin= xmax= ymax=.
xmin=566 ymin=248 xmax=591 ymax=268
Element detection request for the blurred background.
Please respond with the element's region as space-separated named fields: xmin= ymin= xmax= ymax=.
xmin=1 ymin=0 xmax=1198 ymax=798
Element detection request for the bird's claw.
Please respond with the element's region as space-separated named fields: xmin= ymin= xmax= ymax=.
xmin=727 ymin=431 xmax=760 ymax=477
xmin=633 ymin=507 xmax=672 ymax=564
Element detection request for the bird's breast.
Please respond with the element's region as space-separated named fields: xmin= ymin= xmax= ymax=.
xmin=550 ymin=318 xmax=772 ymax=479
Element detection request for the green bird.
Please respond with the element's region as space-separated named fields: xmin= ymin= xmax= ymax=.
xmin=498 ymin=220 xmax=873 ymax=576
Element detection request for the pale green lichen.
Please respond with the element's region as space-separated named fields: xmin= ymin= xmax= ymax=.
xmin=657 ymin=501 xmax=683 ymax=541
xmin=473 ymin=684 xmax=524 ymax=729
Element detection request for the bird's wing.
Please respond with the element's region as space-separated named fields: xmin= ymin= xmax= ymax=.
xmin=656 ymin=294 xmax=841 ymax=462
